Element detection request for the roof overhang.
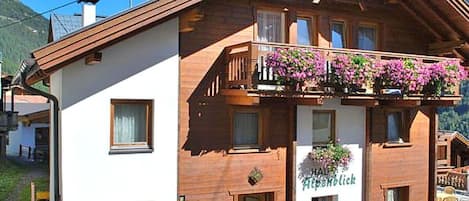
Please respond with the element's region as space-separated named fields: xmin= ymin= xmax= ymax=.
xmin=26 ymin=0 xmax=202 ymax=84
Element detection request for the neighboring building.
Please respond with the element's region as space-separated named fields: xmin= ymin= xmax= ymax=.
xmin=13 ymin=0 xmax=469 ymax=201
xmin=437 ymin=130 xmax=469 ymax=173
xmin=5 ymin=95 xmax=49 ymax=158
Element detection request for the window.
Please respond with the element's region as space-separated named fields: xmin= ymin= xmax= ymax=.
xmin=297 ymin=17 xmax=313 ymax=45
xmin=232 ymin=108 xmax=263 ymax=149
xmin=386 ymin=111 xmax=408 ymax=143
xmin=239 ymin=192 xmax=274 ymax=201
xmin=35 ymin=127 xmax=49 ymax=146
xmin=331 ymin=21 xmax=346 ymax=48
xmin=313 ymin=110 xmax=335 ymax=145
xmin=110 ymin=99 xmax=153 ymax=152
xmin=386 ymin=187 xmax=409 ymax=201
xmin=256 ymin=10 xmax=285 ymax=43
xmin=437 ymin=145 xmax=447 ymax=160
xmin=358 ymin=24 xmax=377 ymax=50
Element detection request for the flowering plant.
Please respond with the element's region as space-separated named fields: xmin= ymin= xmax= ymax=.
xmin=266 ymin=48 xmax=326 ymax=89
xmin=425 ymin=60 xmax=468 ymax=95
xmin=308 ymin=142 xmax=352 ymax=175
xmin=331 ymin=54 xmax=377 ymax=91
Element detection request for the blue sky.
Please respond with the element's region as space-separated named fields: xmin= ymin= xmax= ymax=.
xmin=20 ymin=0 xmax=149 ymax=18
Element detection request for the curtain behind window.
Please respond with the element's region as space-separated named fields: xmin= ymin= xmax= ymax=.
xmin=257 ymin=11 xmax=283 ymax=43
xmin=358 ymin=26 xmax=376 ymax=50
xmin=114 ymin=104 xmax=147 ymax=144
xmin=313 ymin=112 xmax=332 ymax=144
xmin=387 ymin=113 xmax=401 ymax=142
xmin=387 ymin=189 xmax=399 ymax=201
xmin=234 ymin=112 xmax=258 ymax=146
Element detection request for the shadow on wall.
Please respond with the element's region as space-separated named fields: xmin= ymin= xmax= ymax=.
xmin=59 ymin=19 xmax=178 ymax=109
xmin=370 ymin=107 xmax=423 ymax=144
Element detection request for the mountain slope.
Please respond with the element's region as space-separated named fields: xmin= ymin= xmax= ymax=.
xmin=0 ymin=0 xmax=48 ymax=74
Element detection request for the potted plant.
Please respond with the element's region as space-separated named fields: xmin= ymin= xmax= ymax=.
xmin=265 ymin=48 xmax=326 ymax=91
xmin=331 ymin=54 xmax=376 ymax=94
xmin=308 ymin=142 xmax=352 ymax=175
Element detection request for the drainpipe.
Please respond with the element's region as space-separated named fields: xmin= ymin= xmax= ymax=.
xmin=12 ymin=59 xmax=60 ymax=201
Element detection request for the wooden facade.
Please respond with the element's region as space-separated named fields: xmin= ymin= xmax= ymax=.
xmin=21 ymin=0 xmax=469 ymax=200
xmin=177 ymin=0 xmax=466 ymax=200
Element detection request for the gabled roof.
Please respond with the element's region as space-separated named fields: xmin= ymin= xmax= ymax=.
xmin=25 ymin=0 xmax=201 ymax=84
xmin=49 ymin=13 xmax=106 ymax=42
xmin=438 ymin=130 xmax=469 ymax=148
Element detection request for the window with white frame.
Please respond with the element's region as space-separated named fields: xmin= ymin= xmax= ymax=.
xmin=312 ymin=110 xmax=335 ymax=145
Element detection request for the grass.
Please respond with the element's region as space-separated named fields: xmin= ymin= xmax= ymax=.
xmin=0 ymin=160 xmax=26 ymax=200
xmin=19 ymin=177 xmax=49 ymax=201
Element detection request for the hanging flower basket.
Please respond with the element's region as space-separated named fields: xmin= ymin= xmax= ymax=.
xmin=308 ymin=143 xmax=352 ymax=176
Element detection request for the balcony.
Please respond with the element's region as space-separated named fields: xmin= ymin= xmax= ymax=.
xmin=221 ymin=41 xmax=465 ymax=107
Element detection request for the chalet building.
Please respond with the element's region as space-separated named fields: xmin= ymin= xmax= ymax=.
xmin=12 ymin=0 xmax=469 ymax=201
xmin=437 ymin=130 xmax=469 ymax=173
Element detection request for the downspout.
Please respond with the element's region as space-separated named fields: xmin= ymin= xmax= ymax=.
xmin=12 ymin=59 xmax=60 ymax=201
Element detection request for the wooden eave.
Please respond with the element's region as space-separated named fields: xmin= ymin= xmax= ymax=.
xmin=27 ymin=0 xmax=202 ymax=84
xmin=20 ymin=109 xmax=50 ymax=124
xmin=221 ymin=89 xmax=462 ymax=107
xmin=399 ymin=0 xmax=469 ymax=62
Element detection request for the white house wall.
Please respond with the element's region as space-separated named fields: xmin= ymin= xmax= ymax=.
xmin=50 ymin=18 xmax=179 ymax=201
xmin=296 ymin=99 xmax=365 ymax=201
xmin=6 ymin=122 xmax=48 ymax=156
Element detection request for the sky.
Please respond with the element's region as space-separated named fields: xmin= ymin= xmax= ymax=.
xmin=20 ymin=0 xmax=149 ymax=19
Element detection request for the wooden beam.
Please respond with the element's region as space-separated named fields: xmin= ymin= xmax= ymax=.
xmin=414 ymin=0 xmax=461 ymax=40
xmin=379 ymin=100 xmax=421 ymax=107
xmin=341 ymin=99 xmax=379 ymax=107
xmin=421 ymin=99 xmax=460 ymax=106
xmin=225 ymin=96 xmax=260 ymax=106
xmin=398 ymin=2 xmax=443 ymax=40
xmin=428 ymin=40 xmax=466 ymax=50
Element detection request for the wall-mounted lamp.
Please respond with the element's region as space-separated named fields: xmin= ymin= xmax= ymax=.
xmin=85 ymin=52 xmax=102 ymax=65
xmin=312 ymin=0 xmax=321 ymax=4
xmin=178 ymin=195 xmax=186 ymax=201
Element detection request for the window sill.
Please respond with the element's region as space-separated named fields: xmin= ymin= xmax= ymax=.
xmin=383 ymin=142 xmax=412 ymax=148
xmin=109 ymin=147 xmax=153 ymax=155
xmin=228 ymin=147 xmax=270 ymax=154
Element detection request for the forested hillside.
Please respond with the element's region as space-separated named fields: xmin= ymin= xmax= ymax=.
xmin=0 ymin=0 xmax=48 ymax=74
xmin=439 ymin=81 xmax=469 ymax=138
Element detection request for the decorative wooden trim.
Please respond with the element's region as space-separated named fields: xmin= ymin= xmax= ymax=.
xmin=110 ymin=99 xmax=153 ymax=151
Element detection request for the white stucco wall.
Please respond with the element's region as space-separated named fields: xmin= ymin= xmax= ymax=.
xmin=296 ymin=99 xmax=365 ymax=201
xmin=50 ymin=18 xmax=179 ymax=201
xmin=6 ymin=122 xmax=48 ymax=156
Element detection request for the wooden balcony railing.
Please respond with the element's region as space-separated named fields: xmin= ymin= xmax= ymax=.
xmin=224 ymin=41 xmax=461 ymax=96
xmin=437 ymin=171 xmax=469 ymax=191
